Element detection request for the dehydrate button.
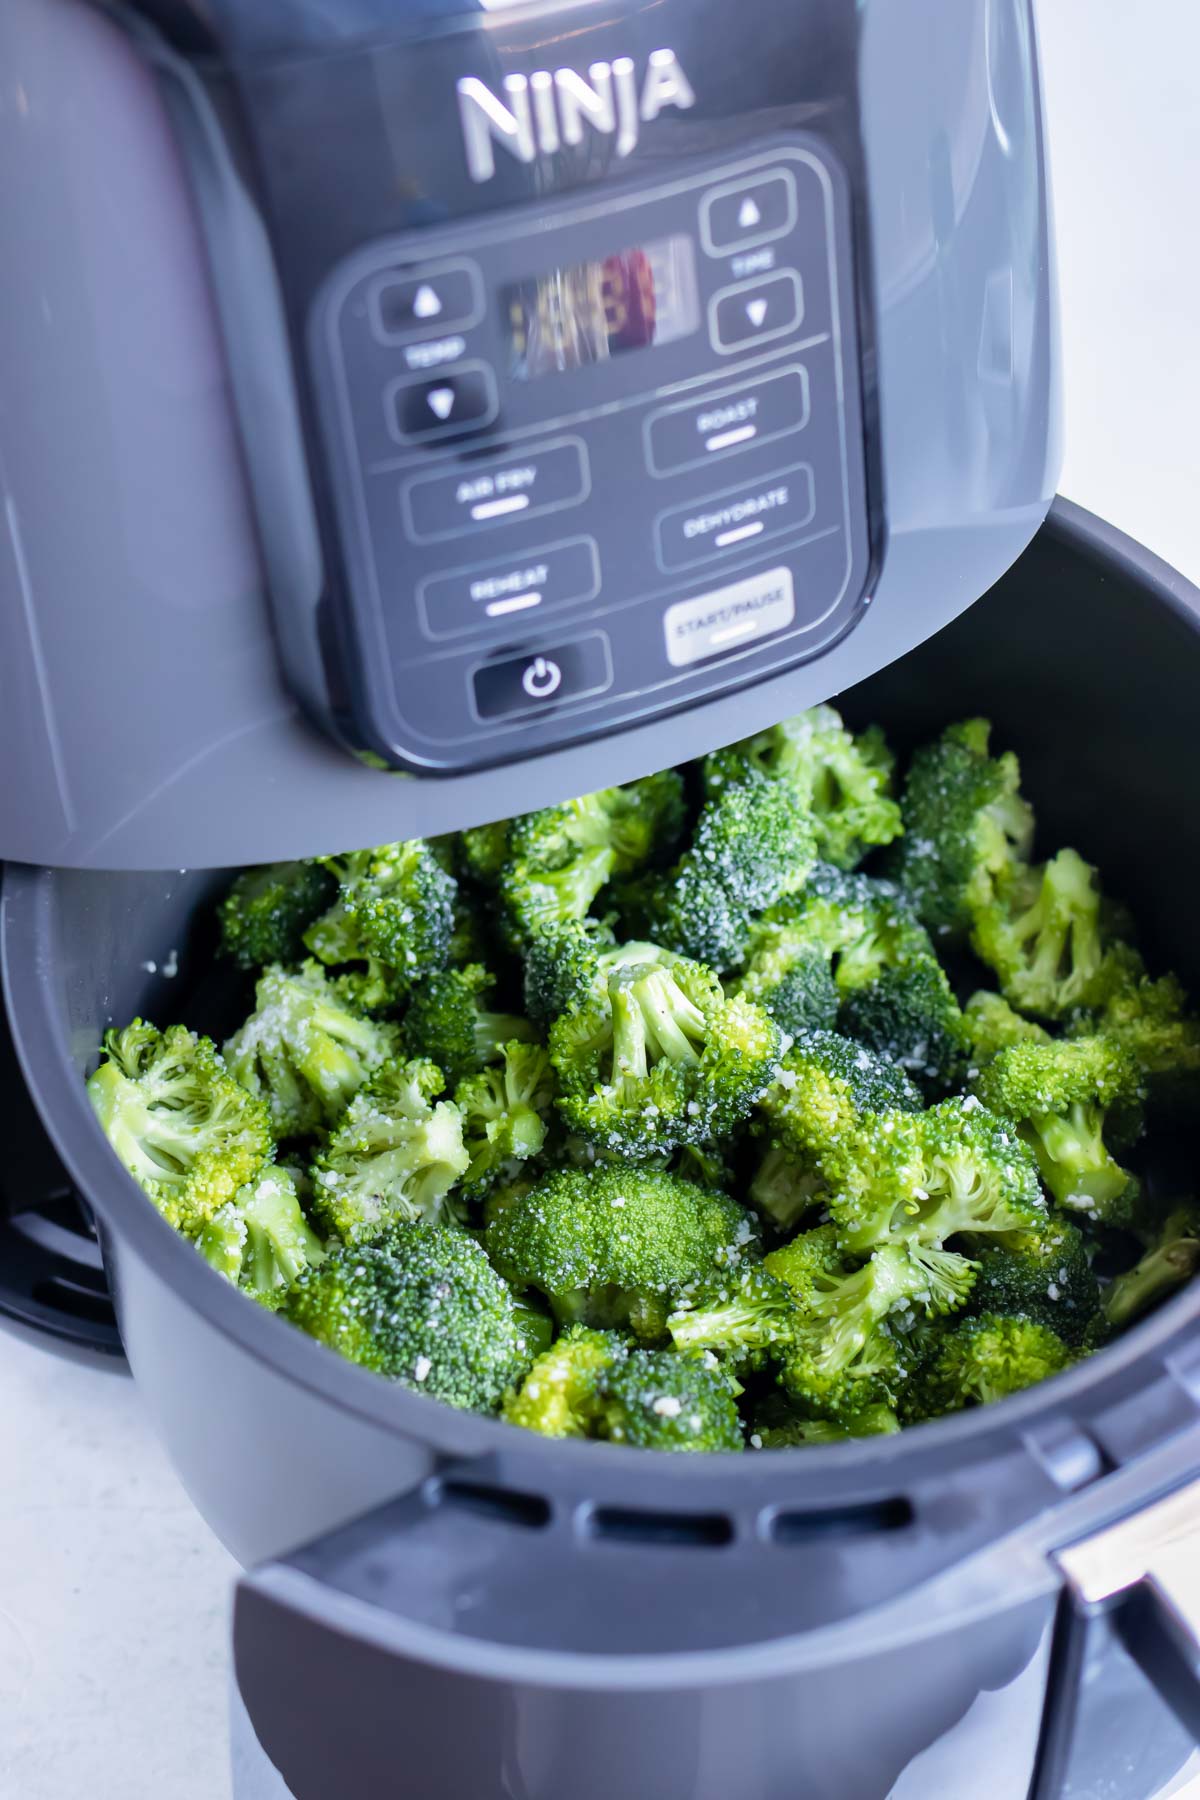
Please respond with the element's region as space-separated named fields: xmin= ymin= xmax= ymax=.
xmin=655 ymin=464 xmax=816 ymax=572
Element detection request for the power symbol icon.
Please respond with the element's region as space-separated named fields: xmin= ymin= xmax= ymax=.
xmin=521 ymin=656 xmax=563 ymax=700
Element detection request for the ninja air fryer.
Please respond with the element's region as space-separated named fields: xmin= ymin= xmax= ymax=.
xmin=4 ymin=2 xmax=1200 ymax=1797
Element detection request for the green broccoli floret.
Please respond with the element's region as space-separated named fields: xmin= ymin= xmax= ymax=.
xmin=500 ymin=846 xmax=617 ymax=947
xmin=304 ymin=838 xmax=456 ymax=995
xmin=501 ymin=1325 xmax=624 ymax=1438
xmin=757 ymin=1029 xmax=923 ymax=1191
xmin=910 ymin=1312 xmax=1072 ymax=1417
xmin=592 ymin=1350 xmax=744 ymax=1452
xmin=88 ymin=1021 xmax=272 ymax=1236
xmin=454 ymin=1041 xmax=556 ymax=1200
xmin=1071 ymin=945 xmax=1200 ymax=1118
xmin=890 ymin=719 xmax=1035 ymax=937
xmin=667 ymin=1263 xmax=799 ymax=1367
xmin=223 ymin=961 xmax=399 ymax=1140
xmin=973 ymin=1036 xmax=1144 ymax=1225
xmin=751 ymin=1396 xmax=900 ymax=1447
xmin=196 ymin=1165 xmax=325 ymax=1308
xmin=522 ymin=916 xmax=618 ymax=1025
xmin=310 ymin=1058 xmax=469 ymax=1244
xmin=670 ymin=1142 xmax=736 ymax=1191
xmin=218 ymin=861 xmax=337 ymax=971
xmin=457 ymin=820 xmax=511 ymax=885
xmin=620 ymin=779 xmax=817 ymax=971
xmin=1104 ymin=1204 xmax=1200 ymax=1328
xmin=748 ymin=1143 xmax=829 ymax=1234
xmin=485 ymin=1163 xmax=756 ymax=1343
xmin=284 ymin=1222 xmax=529 ymax=1409
xmin=551 ymin=952 xmax=784 ymax=1158
xmin=730 ymin=928 xmax=841 ymax=1038
xmin=705 ymin=706 xmax=902 ymax=870
xmin=838 ymin=955 xmax=967 ymax=1094
xmin=447 ymin=896 xmax=493 ymax=969
xmin=970 ymin=1219 xmax=1100 ymax=1346
xmin=963 ymin=991 xmax=1053 ymax=1064
xmin=398 ymin=963 xmax=535 ymax=1089
xmin=830 ymin=1097 xmax=1048 ymax=1257
xmin=972 ymin=849 xmax=1127 ymax=1021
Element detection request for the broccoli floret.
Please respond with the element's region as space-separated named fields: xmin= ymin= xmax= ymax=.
xmin=501 ymin=1325 xmax=624 ymax=1438
xmin=963 ymin=991 xmax=1052 ymax=1064
xmin=457 ymin=820 xmax=511 ymax=885
xmin=667 ymin=1263 xmax=799 ymax=1367
xmin=398 ymin=964 xmax=535 ymax=1089
xmin=485 ymin=1164 xmax=756 ymax=1343
xmin=551 ymin=953 xmax=784 ymax=1158
xmin=500 ymin=846 xmax=617 ymax=947
xmin=752 ymin=1396 xmax=900 ymax=1447
xmin=972 ymin=849 xmax=1125 ymax=1021
xmin=831 ymin=1097 xmax=1047 ymax=1257
xmin=970 ymin=1220 xmax=1100 ymax=1345
xmin=593 ymin=1350 xmax=744 ymax=1452
xmin=284 ymin=1222 xmax=529 ymax=1409
xmin=447 ymin=896 xmax=493 ymax=970
xmin=1072 ymin=945 xmax=1200 ymax=1118
xmin=973 ymin=1037 xmax=1145 ymax=1225
xmin=670 ymin=1142 xmax=736 ymax=1191
xmin=218 ymin=861 xmax=337 ymax=971
xmin=620 ymin=779 xmax=817 ymax=971
xmin=757 ymin=1030 xmax=923 ymax=1189
xmin=890 ymin=719 xmax=1035 ymax=937
xmin=310 ymin=1058 xmax=469 ymax=1244
xmin=522 ymin=916 xmax=618 ymax=1025
xmin=454 ymin=1041 xmax=556 ymax=1200
xmin=911 ymin=1312 xmax=1072 ymax=1416
xmin=1104 ymin=1204 xmax=1200 ymax=1328
xmin=731 ymin=929 xmax=841 ymax=1038
xmin=223 ymin=961 xmax=400 ymax=1140
xmin=305 ymin=839 xmax=456 ymax=994
xmin=196 ymin=1165 xmax=325 ymax=1308
xmin=88 ymin=1021 xmax=272 ymax=1236
xmin=838 ymin=956 xmax=967 ymax=1095
xmin=748 ymin=1143 xmax=829 ymax=1234
xmin=705 ymin=707 xmax=901 ymax=869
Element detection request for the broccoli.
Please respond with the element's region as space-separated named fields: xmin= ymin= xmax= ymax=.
xmin=196 ymin=1165 xmax=325 ymax=1308
xmin=88 ymin=1021 xmax=271 ymax=1236
xmin=1104 ymin=1205 xmax=1200 ymax=1329
xmin=973 ymin=1037 xmax=1144 ymax=1225
xmin=218 ymin=861 xmax=337 ymax=971
xmin=963 ymin=991 xmax=1052 ymax=1064
xmin=522 ymin=917 xmax=619 ymax=1025
xmin=310 ymin=1058 xmax=469 ymax=1244
xmin=619 ymin=779 xmax=817 ymax=971
xmin=223 ymin=961 xmax=400 ymax=1140
xmin=757 ymin=1030 xmax=923 ymax=1189
xmin=890 ymin=718 xmax=1035 ymax=937
xmin=909 ymin=1312 xmax=1072 ymax=1417
xmin=838 ymin=955 xmax=967 ymax=1094
xmin=398 ymin=964 xmax=535 ymax=1089
xmin=457 ymin=820 xmax=511 ymax=885
xmin=284 ymin=1222 xmax=530 ymax=1409
xmin=748 ymin=1143 xmax=829 ymax=1234
xmin=454 ymin=1040 xmax=556 ymax=1200
xmin=752 ymin=1397 xmax=900 ymax=1447
xmin=485 ymin=1163 xmax=756 ymax=1343
xmin=501 ymin=1325 xmax=624 ymax=1438
xmin=551 ymin=952 xmax=784 ymax=1158
xmin=591 ymin=1350 xmax=744 ymax=1452
xmin=970 ymin=1219 xmax=1100 ymax=1346
xmin=447 ymin=896 xmax=493 ymax=969
xmin=304 ymin=838 xmax=456 ymax=995
xmin=830 ymin=1097 xmax=1047 ymax=1257
xmin=667 ymin=1263 xmax=800 ymax=1368
xmin=705 ymin=705 xmax=902 ymax=870
xmin=670 ymin=1142 xmax=736 ymax=1191
xmin=972 ymin=849 xmax=1126 ymax=1021
xmin=731 ymin=927 xmax=841 ymax=1038
xmin=1072 ymin=945 xmax=1200 ymax=1117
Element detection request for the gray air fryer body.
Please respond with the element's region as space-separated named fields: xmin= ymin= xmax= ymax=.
xmin=0 ymin=0 xmax=1058 ymax=868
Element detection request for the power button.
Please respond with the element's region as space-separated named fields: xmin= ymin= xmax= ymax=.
xmin=472 ymin=634 xmax=612 ymax=722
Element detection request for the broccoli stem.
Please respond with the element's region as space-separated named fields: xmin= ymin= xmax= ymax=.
xmin=1104 ymin=1234 xmax=1200 ymax=1328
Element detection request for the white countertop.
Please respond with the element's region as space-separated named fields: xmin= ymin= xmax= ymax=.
xmin=3 ymin=4 xmax=1200 ymax=1796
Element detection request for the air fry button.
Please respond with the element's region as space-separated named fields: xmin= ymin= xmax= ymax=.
xmin=403 ymin=437 xmax=590 ymax=544
xmin=655 ymin=464 xmax=816 ymax=572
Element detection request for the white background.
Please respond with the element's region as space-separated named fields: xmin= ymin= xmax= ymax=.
xmin=3 ymin=3 xmax=1200 ymax=1796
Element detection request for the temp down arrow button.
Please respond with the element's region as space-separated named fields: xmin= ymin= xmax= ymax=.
xmin=390 ymin=363 xmax=499 ymax=442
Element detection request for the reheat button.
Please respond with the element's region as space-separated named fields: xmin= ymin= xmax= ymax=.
xmin=655 ymin=464 xmax=816 ymax=571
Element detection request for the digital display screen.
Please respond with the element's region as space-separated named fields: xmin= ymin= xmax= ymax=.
xmin=506 ymin=235 xmax=701 ymax=380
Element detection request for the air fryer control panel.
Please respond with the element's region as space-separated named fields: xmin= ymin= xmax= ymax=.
xmin=310 ymin=141 xmax=870 ymax=771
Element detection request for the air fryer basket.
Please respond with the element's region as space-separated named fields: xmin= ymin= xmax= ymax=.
xmin=6 ymin=501 xmax=1200 ymax=1800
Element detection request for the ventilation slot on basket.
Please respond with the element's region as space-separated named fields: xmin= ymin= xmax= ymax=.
xmin=587 ymin=1506 xmax=734 ymax=1548
xmin=438 ymin=1481 xmax=552 ymax=1530
xmin=769 ymin=1497 xmax=913 ymax=1542
xmin=31 ymin=1274 xmax=115 ymax=1328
